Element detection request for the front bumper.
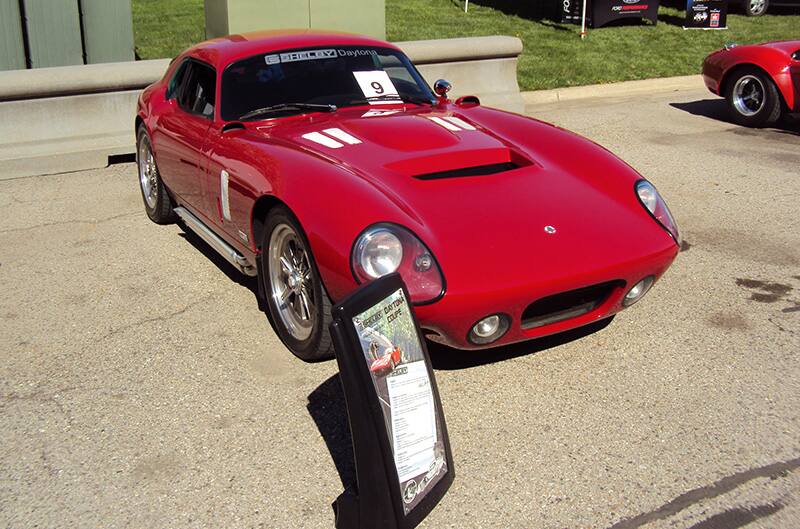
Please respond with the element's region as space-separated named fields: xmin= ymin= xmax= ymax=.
xmin=413 ymin=243 xmax=678 ymax=350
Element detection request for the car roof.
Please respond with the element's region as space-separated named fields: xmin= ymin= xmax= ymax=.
xmin=183 ymin=29 xmax=402 ymax=70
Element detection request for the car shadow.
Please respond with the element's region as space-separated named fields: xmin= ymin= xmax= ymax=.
xmin=176 ymin=224 xmax=265 ymax=309
xmin=670 ymin=99 xmax=800 ymax=136
xmin=305 ymin=317 xmax=614 ymax=489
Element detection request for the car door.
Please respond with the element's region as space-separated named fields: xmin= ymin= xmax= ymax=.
xmin=152 ymin=59 xmax=216 ymax=211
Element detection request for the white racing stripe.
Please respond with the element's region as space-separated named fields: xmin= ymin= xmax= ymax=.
xmin=302 ymin=131 xmax=343 ymax=149
xmin=428 ymin=116 xmax=461 ymax=131
xmin=323 ymin=128 xmax=362 ymax=145
xmin=444 ymin=116 xmax=477 ymax=131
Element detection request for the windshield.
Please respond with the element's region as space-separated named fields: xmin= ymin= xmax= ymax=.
xmin=221 ymin=46 xmax=434 ymax=121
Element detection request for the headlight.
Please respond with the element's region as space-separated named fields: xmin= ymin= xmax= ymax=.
xmin=353 ymin=228 xmax=403 ymax=278
xmin=636 ymin=180 xmax=680 ymax=245
xmin=352 ymin=224 xmax=445 ymax=304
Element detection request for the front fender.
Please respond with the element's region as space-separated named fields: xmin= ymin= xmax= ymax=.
xmin=228 ymin=138 xmax=419 ymax=303
xmin=716 ymin=47 xmax=797 ymax=110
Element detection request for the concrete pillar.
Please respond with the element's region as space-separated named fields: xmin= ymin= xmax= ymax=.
xmin=205 ymin=0 xmax=385 ymax=40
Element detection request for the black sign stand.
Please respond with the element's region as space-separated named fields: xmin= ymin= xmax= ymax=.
xmin=329 ymin=273 xmax=454 ymax=529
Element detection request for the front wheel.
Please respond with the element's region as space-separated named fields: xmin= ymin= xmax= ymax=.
xmin=261 ymin=206 xmax=333 ymax=362
xmin=725 ymin=67 xmax=782 ymax=127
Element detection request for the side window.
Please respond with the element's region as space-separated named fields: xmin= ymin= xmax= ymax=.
xmin=166 ymin=59 xmax=190 ymax=100
xmin=177 ymin=61 xmax=217 ymax=119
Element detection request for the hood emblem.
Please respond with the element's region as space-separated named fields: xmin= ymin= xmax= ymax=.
xmin=544 ymin=225 xmax=557 ymax=234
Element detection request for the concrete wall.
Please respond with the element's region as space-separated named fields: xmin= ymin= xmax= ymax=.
xmin=0 ymin=36 xmax=523 ymax=180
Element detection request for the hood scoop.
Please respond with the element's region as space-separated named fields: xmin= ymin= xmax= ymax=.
xmin=415 ymin=162 xmax=521 ymax=180
xmin=387 ymin=147 xmax=532 ymax=180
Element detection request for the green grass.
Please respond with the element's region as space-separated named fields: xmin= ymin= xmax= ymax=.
xmin=132 ymin=0 xmax=204 ymax=60
xmin=132 ymin=0 xmax=800 ymax=90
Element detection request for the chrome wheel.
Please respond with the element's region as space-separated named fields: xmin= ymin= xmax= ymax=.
xmin=748 ymin=0 xmax=766 ymax=14
xmin=268 ymin=224 xmax=316 ymax=341
xmin=732 ymin=75 xmax=765 ymax=117
xmin=138 ymin=140 xmax=158 ymax=209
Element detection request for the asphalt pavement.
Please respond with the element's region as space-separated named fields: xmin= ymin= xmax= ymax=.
xmin=1 ymin=87 xmax=798 ymax=528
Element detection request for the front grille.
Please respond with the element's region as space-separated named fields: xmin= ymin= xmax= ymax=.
xmin=521 ymin=281 xmax=624 ymax=329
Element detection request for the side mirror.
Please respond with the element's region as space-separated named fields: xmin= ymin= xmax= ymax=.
xmin=433 ymin=79 xmax=452 ymax=98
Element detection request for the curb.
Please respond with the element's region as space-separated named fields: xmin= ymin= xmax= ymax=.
xmin=522 ymin=74 xmax=704 ymax=106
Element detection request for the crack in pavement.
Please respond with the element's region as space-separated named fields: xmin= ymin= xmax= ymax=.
xmin=606 ymin=457 xmax=800 ymax=529
xmin=100 ymin=295 xmax=215 ymax=340
xmin=0 ymin=211 xmax=139 ymax=235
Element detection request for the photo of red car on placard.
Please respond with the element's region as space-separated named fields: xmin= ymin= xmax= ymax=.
xmin=136 ymin=30 xmax=680 ymax=361
xmin=369 ymin=343 xmax=403 ymax=377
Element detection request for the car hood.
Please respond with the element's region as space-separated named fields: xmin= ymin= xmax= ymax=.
xmin=258 ymin=105 xmax=520 ymax=179
xmin=251 ymin=106 xmax=677 ymax=290
xmin=760 ymin=40 xmax=800 ymax=55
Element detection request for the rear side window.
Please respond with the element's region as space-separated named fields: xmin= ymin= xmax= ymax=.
xmin=177 ymin=61 xmax=217 ymax=119
xmin=166 ymin=59 xmax=190 ymax=100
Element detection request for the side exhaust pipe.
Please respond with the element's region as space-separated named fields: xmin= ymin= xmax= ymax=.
xmin=174 ymin=207 xmax=257 ymax=277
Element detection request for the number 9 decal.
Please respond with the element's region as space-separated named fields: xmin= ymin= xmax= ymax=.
xmin=371 ymin=81 xmax=384 ymax=95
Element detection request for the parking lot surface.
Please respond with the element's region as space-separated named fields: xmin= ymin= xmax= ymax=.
xmin=1 ymin=87 xmax=799 ymax=528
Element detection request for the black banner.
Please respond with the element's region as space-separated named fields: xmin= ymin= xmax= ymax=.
xmin=684 ymin=0 xmax=728 ymax=28
xmin=591 ymin=0 xmax=660 ymax=27
xmin=560 ymin=0 xmax=584 ymax=23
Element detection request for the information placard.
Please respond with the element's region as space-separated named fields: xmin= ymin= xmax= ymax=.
xmin=329 ymin=273 xmax=453 ymax=529
xmin=352 ymin=288 xmax=448 ymax=513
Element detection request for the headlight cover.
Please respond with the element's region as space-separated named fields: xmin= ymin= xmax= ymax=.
xmin=636 ymin=180 xmax=680 ymax=245
xmin=352 ymin=224 xmax=445 ymax=304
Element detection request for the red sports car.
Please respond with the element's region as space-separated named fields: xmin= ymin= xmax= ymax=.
xmin=136 ymin=30 xmax=679 ymax=361
xmin=702 ymin=40 xmax=800 ymax=127
xmin=369 ymin=346 xmax=403 ymax=377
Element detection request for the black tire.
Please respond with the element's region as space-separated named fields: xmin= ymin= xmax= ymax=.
xmin=136 ymin=125 xmax=175 ymax=224
xmin=724 ymin=67 xmax=782 ymax=127
xmin=743 ymin=0 xmax=768 ymax=16
xmin=260 ymin=206 xmax=333 ymax=362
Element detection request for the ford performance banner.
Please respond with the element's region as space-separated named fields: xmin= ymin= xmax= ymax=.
xmin=590 ymin=0 xmax=660 ymax=28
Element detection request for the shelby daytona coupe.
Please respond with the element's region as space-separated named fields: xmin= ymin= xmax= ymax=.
xmin=703 ymin=40 xmax=800 ymax=127
xmin=136 ymin=30 xmax=679 ymax=361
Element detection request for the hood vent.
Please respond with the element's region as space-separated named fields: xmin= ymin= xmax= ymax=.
xmin=414 ymin=162 xmax=520 ymax=181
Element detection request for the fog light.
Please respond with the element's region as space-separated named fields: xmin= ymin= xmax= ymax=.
xmin=623 ymin=276 xmax=655 ymax=307
xmin=468 ymin=314 xmax=510 ymax=345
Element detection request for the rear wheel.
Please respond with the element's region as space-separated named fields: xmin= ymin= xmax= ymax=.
xmin=261 ymin=206 xmax=333 ymax=362
xmin=743 ymin=0 xmax=768 ymax=16
xmin=137 ymin=126 xmax=175 ymax=224
xmin=724 ymin=67 xmax=782 ymax=127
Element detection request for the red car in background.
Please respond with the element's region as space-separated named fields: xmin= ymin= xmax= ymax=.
xmin=136 ymin=30 xmax=679 ymax=361
xmin=703 ymin=40 xmax=800 ymax=127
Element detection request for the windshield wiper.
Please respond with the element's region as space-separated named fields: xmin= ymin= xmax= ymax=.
xmin=350 ymin=94 xmax=434 ymax=106
xmin=238 ymin=103 xmax=337 ymax=121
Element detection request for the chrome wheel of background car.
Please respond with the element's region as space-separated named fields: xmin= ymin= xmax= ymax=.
xmin=138 ymin=141 xmax=158 ymax=209
xmin=732 ymin=75 xmax=765 ymax=117
xmin=747 ymin=0 xmax=767 ymax=14
xmin=268 ymin=223 xmax=316 ymax=341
